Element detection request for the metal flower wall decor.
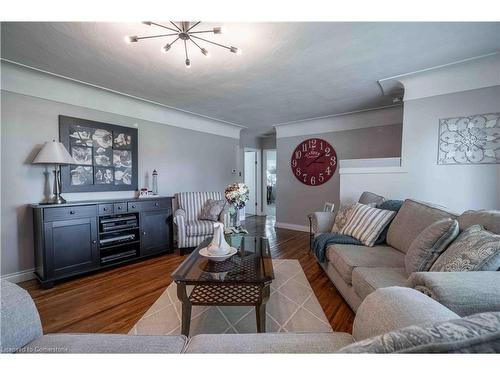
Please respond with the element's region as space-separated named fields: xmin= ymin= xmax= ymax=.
xmin=437 ymin=113 xmax=500 ymax=165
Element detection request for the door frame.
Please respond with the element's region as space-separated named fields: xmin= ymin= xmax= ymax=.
xmin=243 ymin=147 xmax=263 ymax=217
xmin=262 ymin=149 xmax=277 ymax=217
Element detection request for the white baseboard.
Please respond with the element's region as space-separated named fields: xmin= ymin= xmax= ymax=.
xmin=274 ymin=222 xmax=310 ymax=232
xmin=1 ymin=269 xmax=35 ymax=284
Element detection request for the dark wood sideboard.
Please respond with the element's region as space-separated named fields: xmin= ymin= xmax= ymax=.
xmin=32 ymin=197 xmax=174 ymax=288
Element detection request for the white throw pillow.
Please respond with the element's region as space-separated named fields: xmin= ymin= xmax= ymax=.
xmin=340 ymin=203 xmax=396 ymax=246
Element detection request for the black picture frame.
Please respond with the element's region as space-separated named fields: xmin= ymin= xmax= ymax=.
xmin=59 ymin=115 xmax=138 ymax=193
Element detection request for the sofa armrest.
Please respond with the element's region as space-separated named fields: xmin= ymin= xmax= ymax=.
xmin=353 ymin=286 xmax=459 ymax=341
xmin=408 ymin=271 xmax=500 ymax=317
xmin=1 ymin=281 xmax=43 ymax=353
xmin=310 ymin=211 xmax=336 ymax=234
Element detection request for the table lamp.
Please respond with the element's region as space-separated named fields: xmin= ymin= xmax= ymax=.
xmin=32 ymin=140 xmax=76 ymax=204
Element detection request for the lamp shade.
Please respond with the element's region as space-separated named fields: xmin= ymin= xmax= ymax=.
xmin=32 ymin=140 xmax=76 ymax=165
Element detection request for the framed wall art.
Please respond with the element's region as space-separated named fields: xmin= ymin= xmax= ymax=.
xmin=437 ymin=113 xmax=500 ymax=165
xmin=59 ymin=115 xmax=138 ymax=192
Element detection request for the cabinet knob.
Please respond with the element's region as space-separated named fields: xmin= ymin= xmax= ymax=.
xmin=92 ymin=240 xmax=97 ymax=245
xmin=132 ymin=205 xmax=136 ymax=208
xmin=70 ymin=210 xmax=75 ymax=214
xmin=154 ymin=202 xmax=159 ymax=207
xmin=103 ymin=208 xmax=107 ymax=211
xmin=117 ymin=206 xmax=122 ymax=210
xmin=142 ymin=231 xmax=147 ymax=236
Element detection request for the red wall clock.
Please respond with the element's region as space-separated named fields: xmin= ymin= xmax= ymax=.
xmin=291 ymin=138 xmax=337 ymax=186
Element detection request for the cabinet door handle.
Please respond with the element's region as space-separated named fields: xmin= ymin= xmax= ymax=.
xmin=92 ymin=240 xmax=97 ymax=245
xmin=103 ymin=208 xmax=107 ymax=211
xmin=154 ymin=202 xmax=159 ymax=207
xmin=117 ymin=206 xmax=122 ymax=210
xmin=142 ymin=231 xmax=147 ymax=235
xmin=131 ymin=205 xmax=136 ymax=208
xmin=70 ymin=210 xmax=75 ymax=215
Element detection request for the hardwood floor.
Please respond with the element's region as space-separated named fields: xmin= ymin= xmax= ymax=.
xmin=19 ymin=215 xmax=355 ymax=334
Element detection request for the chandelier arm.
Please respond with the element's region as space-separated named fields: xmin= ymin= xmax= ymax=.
xmin=149 ymin=22 xmax=180 ymax=33
xmin=137 ymin=33 xmax=179 ymax=41
xmin=169 ymin=37 xmax=180 ymax=47
xmin=189 ymin=38 xmax=204 ymax=52
xmin=188 ymin=30 xmax=217 ymax=35
xmin=190 ymin=35 xmax=231 ymax=51
xmin=184 ymin=40 xmax=189 ymax=60
xmin=169 ymin=22 xmax=182 ymax=31
xmin=186 ymin=21 xmax=201 ymax=32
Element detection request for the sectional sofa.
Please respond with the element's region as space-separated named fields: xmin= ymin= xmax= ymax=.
xmin=1 ymin=280 xmax=499 ymax=353
xmin=311 ymin=192 xmax=500 ymax=314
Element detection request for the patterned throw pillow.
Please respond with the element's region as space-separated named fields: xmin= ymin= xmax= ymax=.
xmin=340 ymin=203 xmax=396 ymax=247
xmin=404 ymin=218 xmax=460 ymax=274
xmin=198 ymin=199 xmax=226 ymax=221
xmin=339 ymin=312 xmax=500 ymax=353
xmin=331 ymin=205 xmax=354 ymax=233
xmin=430 ymin=225 xmax=500 ymax=272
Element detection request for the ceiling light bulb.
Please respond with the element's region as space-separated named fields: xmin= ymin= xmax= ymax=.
xmin=230 ymin=46 xmax=241 ymax=55
xmin=125 ymin=36 xmax=138 ymax=43
xmin=162 ymin=44 xmax=171 ymax=53
xmin=213 ymin=26 xmax=223 ymax=34
xmin=201 ymin=48 xmax=209 ymax=57
xmin=185 ymin=58 xmax=191 ymax=68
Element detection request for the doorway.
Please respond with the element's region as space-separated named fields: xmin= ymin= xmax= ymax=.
xmin=244 ymin=148 xmax=261 ymax=216
xmin=263 ymin=150 xmax=277 ymax=217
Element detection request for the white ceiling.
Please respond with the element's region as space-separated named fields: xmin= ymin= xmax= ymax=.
xmin=1 ymin=22 xmax=499 ymax=134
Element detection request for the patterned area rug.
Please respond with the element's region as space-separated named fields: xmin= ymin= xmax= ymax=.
xmin=129 ymin=259 xmax=332 ymax=337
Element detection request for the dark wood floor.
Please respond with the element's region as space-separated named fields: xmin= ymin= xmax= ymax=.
xmin=19 ymin=215 xmax=355 ymax=334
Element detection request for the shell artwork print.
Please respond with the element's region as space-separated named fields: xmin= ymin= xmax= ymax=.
xmin=437 ymin=113 xmax=500 ymax=165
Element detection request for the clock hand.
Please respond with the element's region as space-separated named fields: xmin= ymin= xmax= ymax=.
xmin=307 ymin=154 xmax=324 ymax=167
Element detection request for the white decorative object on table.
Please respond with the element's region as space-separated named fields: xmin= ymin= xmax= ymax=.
xmin=199 ymin=223 xmax=237 ymax=262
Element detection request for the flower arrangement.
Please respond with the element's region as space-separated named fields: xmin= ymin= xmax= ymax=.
xmin=224 ymin=183 xmax=249 ymax=209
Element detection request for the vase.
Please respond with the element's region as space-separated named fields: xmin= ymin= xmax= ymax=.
xmin=230 ymin=207 xmax=241 ymax=228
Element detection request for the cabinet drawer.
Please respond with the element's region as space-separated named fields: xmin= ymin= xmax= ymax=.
xmin=114 ymin=202 xmax=127 ymax=213
xmin=98 ymin=204 xmax=114 ymax=215
xmin=128 ymin=199 xmax=170 ymax=212
xmin=44 ymin=205 xmax=97 ymax=222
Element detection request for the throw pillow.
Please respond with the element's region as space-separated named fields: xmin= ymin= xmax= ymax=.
xmin=331 ymin=205 xmax=354 ymax=233
xmin=430 ymin=225 xmax=500 ymax=272
xmin=374 ymin=200 xmax=404 ymax=245
xmin=340 ymin=203 xmax=396 ymax=247
xmin=198 ymin=199 xmax=226 ymax=221
xmin=405 ymin=218 xmax=460 ymax=274
xmin=339 ymin=312 xmax=500 ymax=353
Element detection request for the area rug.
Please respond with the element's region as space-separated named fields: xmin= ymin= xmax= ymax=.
xmin=129 ymin=259 xmax=332 ymax=337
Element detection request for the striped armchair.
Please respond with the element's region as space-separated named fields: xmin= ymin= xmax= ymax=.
xmin=173 ymin=192 xmax=225 ymax=248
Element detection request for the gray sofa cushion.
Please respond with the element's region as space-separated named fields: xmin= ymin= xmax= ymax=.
xmin=404 ymin=218 xmax=459 ymax=274
xmin=1 ymin=281 xmax=43 ymax=353
xmin=327 ymin=244 xmax=405 ymax=285
xmin=430 ymin=225 xmax=500 ymax=272
xmin=352 ymin=267 xmax=408 ymax=300
xmin=358 ymin=191 xmax=385 ymax=206
xmin=458 ymin=210 xmax=500 ymax=234
xmin=386 ymin=199 xmax=457 ymax=254
xmin=20 ymin=334 xmax=187 ymax=353
xmin=353 ymin=287 xmax=459 ymax=341
xmin=339 ymin=312 xmax=500 ymax=353
xmin=183 ymin=332 xmax=354 ymax=353
xmin=408 ymin=271 xmax=500 ymax=316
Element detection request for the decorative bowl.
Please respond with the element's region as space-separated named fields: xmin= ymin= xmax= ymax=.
xmin=199 ymin=246 xmax=237 ymax=262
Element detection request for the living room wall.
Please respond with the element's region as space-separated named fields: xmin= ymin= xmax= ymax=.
xmin=276 ymin=122 xmax=403 ymax=228
xmin=1 ymin=90 xmax=240 ymax=279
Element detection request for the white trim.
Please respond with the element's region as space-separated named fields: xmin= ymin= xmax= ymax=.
xmin=274 ymin=222 xmax=309 ymax=232
xmin=1 ymin=59 xmax=244 ymax=139
xmin=378 ymin=52 xmax=500 ymax=101
xmin=339 ymin=166 xmax=408 ymax=175
xmin=1 ymin=269 xmax=35 ymax=284
xmin=274 ymin=106 xmax=403 ymax=138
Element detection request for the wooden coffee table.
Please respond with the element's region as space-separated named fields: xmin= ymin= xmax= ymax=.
xmin=171 ymin=236 xmax=274 ymax=336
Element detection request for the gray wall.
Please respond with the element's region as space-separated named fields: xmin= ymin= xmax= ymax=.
xmin=1 ymin=91 xmax=239 ymax=276
xmin=276 ymin=124 xmax=402 ymax=226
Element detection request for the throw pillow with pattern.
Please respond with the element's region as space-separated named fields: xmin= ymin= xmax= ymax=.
xmin=405 ymin=218 xmax=460 ymax=274
xmin=430 ymin=224 xmax=500 ymax=272
xmin=340 ymin=203 xmax=396 ymax=247
xmin=331 ymin=205 xmax=354 ymax=233
xmin=198 ymin=199 xmax=226 ymax=221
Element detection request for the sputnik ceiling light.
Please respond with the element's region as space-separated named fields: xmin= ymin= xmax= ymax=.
xmin=125 ymin=21 xmax=242 ymax=68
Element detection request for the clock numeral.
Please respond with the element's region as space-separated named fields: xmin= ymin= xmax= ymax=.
xmin=302 ymin=143 xmax=308 ymax=152
xmin=302 ymin=173 xmax=308 ymax=182
xmin=310 ymin=176 xmax=316 ymax=185
xmin=295 ymin=150 xmax=302 ymax=159
xmin=295 ymin=168 xmax=301 ymax=176
xmin=292 ymin=159 xmax=297 ymax=167
xmin=325 ymin=147 xmax=331 ymax=157
xmin=318 ymin=173 xmax=324 ymax=183
xmin=320 ymin=141 xmax=323 ymax=150
xmin=330 ymin=156 xmax=337 ymax=166
xmin=309 ymin=139 xmax=317 ymax=149
xmin=326 ymin=166 xmax=331 ymax=176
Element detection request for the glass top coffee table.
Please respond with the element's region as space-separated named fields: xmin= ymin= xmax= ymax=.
xmin=171 ymin=236 xmax=274 ymax=336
